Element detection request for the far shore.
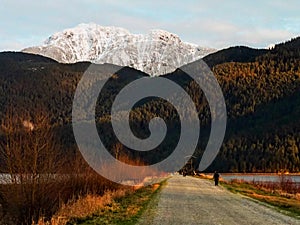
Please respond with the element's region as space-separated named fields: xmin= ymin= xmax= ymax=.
xmin=205 ymin=173 xmax=300 ymax=175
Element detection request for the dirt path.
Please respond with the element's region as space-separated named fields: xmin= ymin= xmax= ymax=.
xmin=137 ymin=174 xmax=300 ymax=225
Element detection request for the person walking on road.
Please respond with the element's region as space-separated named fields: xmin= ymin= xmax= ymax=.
xmin=213 ymin=171 xmax=220 ymax=186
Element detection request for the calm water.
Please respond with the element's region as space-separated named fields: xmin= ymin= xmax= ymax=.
xmin=0 ymin=173 xmax=67 ymax=184
xmin=220 ymin=174 xmax=300 ymax=183
xmin=2 ymin=173 xmax=300 ymax=184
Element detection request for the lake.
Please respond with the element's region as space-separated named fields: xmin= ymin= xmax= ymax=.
xmin=220 ymin=174 xmax=300 ymax=183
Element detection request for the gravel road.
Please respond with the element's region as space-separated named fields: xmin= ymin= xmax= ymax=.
xmin=137 ymin=174 xmax=300 ymax=225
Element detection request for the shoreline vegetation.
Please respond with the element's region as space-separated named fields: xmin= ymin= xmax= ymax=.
xmin=37 ymin=182 xmax=162 ymax=225
xmin=196 ymin=173 xmax=300 ymax=218
xmin=42 ymin=173 xmax=300 ymax=224
xmin=0 ymin=108 xmax=166 ymax=225
xmin=215 ymin=172 xmax=300 ymax=175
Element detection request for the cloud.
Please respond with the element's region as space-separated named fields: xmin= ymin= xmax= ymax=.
xmin=0 ymin=41 xmax=25 ymax=51
xmin=238 ymin=28 xmax=294 ymax=45
xmin=0 ymin=0 xmax=300 ymax=51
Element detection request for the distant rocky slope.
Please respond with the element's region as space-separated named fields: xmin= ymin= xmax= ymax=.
xmin=22 ymin=23 xmax=215 ymax=76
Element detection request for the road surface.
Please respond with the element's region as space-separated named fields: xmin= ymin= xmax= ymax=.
xmin=137 ymin=174 xmax=300 ymax=225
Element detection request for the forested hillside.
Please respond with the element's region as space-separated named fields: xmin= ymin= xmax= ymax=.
xmin=204 ymin=37 xmax=300 ymax=172
xmin=0 ymin=37 xmax=300 ymax=173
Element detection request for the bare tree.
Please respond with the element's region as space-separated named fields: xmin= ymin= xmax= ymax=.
xmin=0 ymin=107 xmax=64 ymax=224
xmin=0 ymin=106 xmax=121 ymax=224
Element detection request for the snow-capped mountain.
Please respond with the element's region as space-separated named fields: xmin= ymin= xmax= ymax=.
xmin=22 ymin=23 xmax=215 ymax=76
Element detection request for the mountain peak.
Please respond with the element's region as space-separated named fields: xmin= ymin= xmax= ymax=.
xmin=22 ymin=24 xmax=215 ymax=76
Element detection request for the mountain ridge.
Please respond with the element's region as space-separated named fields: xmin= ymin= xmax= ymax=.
xmin=22 ymin=23 xmax=215 ymax=76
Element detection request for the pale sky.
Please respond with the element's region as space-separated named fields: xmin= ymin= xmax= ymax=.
xmin=1 ymin=0 xmax=299 ymax=51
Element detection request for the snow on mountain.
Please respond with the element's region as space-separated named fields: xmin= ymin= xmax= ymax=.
xmin=22 ymin=23 xmax=215 ymax=76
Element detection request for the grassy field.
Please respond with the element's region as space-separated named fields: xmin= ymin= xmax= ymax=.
xmin=67 ymin=182 xmax=163 ymax=225
xmin=220 ymin=180 xmax=300 ymax=218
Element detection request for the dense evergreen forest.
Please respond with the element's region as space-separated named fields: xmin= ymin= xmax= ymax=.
xmin=0 ymin=37 xmax=300 ymax=173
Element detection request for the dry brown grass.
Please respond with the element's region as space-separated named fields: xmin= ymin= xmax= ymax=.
xmin=221 ymin=178 xmax=300 ymax=217
xmin=0 ymin=108 xmax=163 ymax=225
xmin=35 ymin=183 xmax=162 ymax=225
xmin=195 ymin=173 xmax=213 ymax=179
xmin=152 ymin=183 xmax=160 ymax=191
xmin=195 ymin=173 xmax=226 ymax=181
xmin=245 ymin=191 xmax=300 ymax=215
xmin=36 ymin=189 xmax=130 ymax=225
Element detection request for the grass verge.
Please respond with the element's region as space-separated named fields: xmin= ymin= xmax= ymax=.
xmin=67 ymin=182 xmax=164 ymax=225
xmin=220 ymin=181 xmax=300 ymax=219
